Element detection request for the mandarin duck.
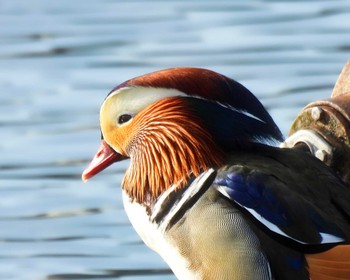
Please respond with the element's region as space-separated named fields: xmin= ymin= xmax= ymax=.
xmin=82 ymin=68 xmax=350 ymax=280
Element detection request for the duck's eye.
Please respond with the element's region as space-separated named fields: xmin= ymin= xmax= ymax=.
xmin=118 ymin=114 xmax=133 ymax=125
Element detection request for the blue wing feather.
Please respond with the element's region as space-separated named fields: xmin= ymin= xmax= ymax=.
xmin=214 ymin=167 xmax=346 ymax=245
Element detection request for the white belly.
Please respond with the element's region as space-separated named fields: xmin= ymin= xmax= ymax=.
xmin=122 ymin=191 xmax=201 ymax=280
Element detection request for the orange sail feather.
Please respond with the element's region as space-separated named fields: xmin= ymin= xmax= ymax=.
xmin=307 ymin=245 xmax=350 ymax=279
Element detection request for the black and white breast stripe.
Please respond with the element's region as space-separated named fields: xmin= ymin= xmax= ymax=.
xmin=151 ymin=169 xmax=217 ymax=232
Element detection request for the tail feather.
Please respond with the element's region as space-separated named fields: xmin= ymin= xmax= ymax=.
xmin=306 ymin=245 xmax=350 ymax=280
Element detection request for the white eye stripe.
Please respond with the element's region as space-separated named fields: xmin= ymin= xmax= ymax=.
xmin=212 ymin=101 xmax=265 ymax=123
xmin=106 ymin=86 xmax=133 ymax=99
xmin=238 ymin=110 xmax=265 ymax=123
xmin=106 ymin=86 xmax=187 ymax=104
xmin=105 ymin=86 xmax=265 ymax=125
xmin=102 ymin=87 xmax=188 ymax=121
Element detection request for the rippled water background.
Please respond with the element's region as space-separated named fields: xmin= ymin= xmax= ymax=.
xmin=1 ymin=1 xmax=350 ymax=279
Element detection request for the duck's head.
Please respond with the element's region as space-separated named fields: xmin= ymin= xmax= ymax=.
xmin=82 ymin=67 xmax=283 ymax=203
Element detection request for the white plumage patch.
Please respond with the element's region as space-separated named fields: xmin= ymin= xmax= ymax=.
xmin=122 ymin=190 xmax=201 ymax=280
xmin=103 ymin=86 xmax=187 ymax=126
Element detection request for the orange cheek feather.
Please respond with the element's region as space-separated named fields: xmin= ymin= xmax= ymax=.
xmin=101 ymin=116 xmax=137 ymax=157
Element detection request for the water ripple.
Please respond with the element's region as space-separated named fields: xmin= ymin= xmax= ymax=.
xmin=46 ymin=269 xmax=173 ymax=280
xmin=1 ymin=0 xmax=350 ymax=279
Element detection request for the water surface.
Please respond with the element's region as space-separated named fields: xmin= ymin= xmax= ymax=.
xmin=1 ymin=1 xmax=350 ymax=279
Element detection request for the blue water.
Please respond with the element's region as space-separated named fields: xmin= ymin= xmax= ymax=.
xmin=1 ymin=1 xmax=350 ymax=279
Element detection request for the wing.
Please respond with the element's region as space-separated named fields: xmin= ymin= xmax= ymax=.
xmin=214 ymin=165 xmax=347 ymax=246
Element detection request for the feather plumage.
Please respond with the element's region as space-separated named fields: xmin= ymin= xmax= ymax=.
xmin=83 ymin=67 xmax=350 ymax=280
xmin=122 ymin=97 xmax=224 ymax=203
xmin=108 ymin=67 xmax=283 ymax=142
xmin=307 ymin=245 xmax=350 ymax=279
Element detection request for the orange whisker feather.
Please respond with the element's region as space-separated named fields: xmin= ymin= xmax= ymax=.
xmin=122 ymin=97 xmax=225 ymax=203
